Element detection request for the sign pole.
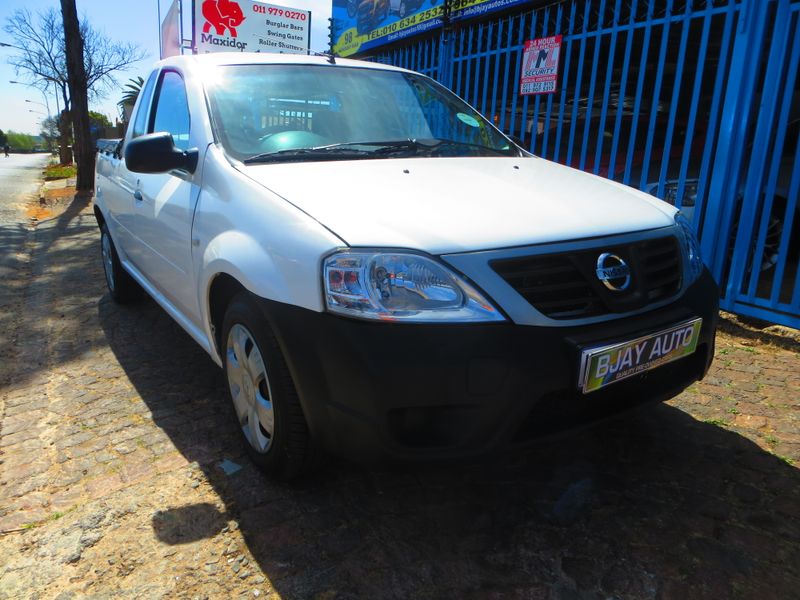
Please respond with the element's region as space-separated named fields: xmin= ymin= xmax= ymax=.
xmin=157 ymin=0 xmax=163 ymax=58
xmin=191 ymin=0 xmax=197 ymax=54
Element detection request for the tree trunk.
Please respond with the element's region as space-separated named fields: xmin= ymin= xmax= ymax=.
xmin=60 ymin=0 xmax=94 ymax=191
xmin=58 ymin=110 xmax=72 ymax=165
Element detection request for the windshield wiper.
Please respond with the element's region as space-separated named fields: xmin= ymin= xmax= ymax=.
xmin=242 ymin=138 xmax=517 ymax=164
xmin=424 ymin=138 xmax=517 ymax=156
xmin=312 ymin=139 xmax=428 ymax=155
xmin=320 ymin=138 xmax=517 ymax=157
xmin=243 ymin=147 xmax=374 ymax=164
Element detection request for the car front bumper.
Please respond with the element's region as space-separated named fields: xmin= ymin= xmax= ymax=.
xmin=255 ymin=268 xmax=719 ymax=463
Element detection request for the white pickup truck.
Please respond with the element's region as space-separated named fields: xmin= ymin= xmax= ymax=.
xmin=94 ymin=53 xmax=718 ymax=478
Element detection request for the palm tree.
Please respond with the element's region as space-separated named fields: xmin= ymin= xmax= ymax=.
xmin=117 ymin=76 xmax=144 ymax=122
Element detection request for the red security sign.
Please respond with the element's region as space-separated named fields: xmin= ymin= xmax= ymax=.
xmin=520 ymin=35 xmax=562 ymax=95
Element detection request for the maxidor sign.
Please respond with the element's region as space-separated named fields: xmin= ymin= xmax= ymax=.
xmin=195 ymin=0 xmax=310 ymax=54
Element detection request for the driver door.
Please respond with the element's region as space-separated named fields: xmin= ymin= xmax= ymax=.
xmin=129 ymin=69 xmax=202 ymax=324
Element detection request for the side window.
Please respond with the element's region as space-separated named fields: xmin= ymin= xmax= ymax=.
xmin=130 ymin=71 xmax=158 ymax=140
xmin=151 ymin=71 xmax=191 ymax=151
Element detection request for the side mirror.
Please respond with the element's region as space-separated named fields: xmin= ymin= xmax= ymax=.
xmin=125 ymin=132 xmax=198 ymax=174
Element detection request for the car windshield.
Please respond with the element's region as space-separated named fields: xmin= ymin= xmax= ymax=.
xmin=204 ymin=64 xmax=518 ymax=163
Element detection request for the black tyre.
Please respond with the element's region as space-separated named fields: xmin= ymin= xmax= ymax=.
xmin=100 ymin=223 xmax=142 ymax=303
xmin=222 ymin=292 xmax=316 ymax=479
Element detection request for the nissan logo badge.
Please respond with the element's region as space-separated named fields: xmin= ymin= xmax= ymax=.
xmin=596 ymin=253 xmax=631 ymax=291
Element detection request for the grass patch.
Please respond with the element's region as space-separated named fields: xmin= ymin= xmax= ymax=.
xmin=43 ymin=164 xmax=77 ymax=180
xmin=764 ymin=434 xmax=778 ymax=445
xmin=23 ymin=506 xmax=77 ymax=530
xmin=728 ymin=407 xmax=740 ymax=415
xmin=703 ymin=418 xmax=729 ymax=428
xmin=773 ymin=453 xmax=796 ymax=466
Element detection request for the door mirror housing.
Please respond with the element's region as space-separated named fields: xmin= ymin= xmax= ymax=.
xmin=125 ymin=132 xmax=198 ymax=174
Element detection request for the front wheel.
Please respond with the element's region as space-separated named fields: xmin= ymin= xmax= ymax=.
xmin=100 ymin=223 xmax=141 ymax=303
xmin=222 ymin=292 xmax=316 ymax=479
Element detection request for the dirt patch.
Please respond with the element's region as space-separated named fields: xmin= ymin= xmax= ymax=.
xmin=42 ymin=186 xmax=79 ymax=202
xmin=24 ymin=204 xmax=53 ymax=223
xmin=25 ymin=184 xmax=89 ymax=226
xmin=718 ymin=311 xmax=800 ymax=353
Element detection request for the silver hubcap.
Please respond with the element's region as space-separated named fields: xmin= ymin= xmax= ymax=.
xmin=101 ymin=232 xmax=115 ymax=292
xmin=226 ymin=324 xmax=274 ymax=454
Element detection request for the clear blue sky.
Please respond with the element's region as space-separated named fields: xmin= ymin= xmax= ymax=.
xmin=0 ymin=0 xmax=332 ymax=136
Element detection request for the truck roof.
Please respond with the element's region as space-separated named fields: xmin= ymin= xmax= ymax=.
xmin=155 ymin=52 xmax=411 ymax=74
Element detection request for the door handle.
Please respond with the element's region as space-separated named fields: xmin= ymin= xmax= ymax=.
xmin=134 ymin=190 xmax=143 ymax=202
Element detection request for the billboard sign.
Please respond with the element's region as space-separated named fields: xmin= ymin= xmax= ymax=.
xmin=519 ymin=35 xmax=562 ymax=95
xmin=331 ymin=0 xmax=529 ymax=57
xmin=195 ymin=0 xmax=311 ymax=54
xmin=160 ymin=0 xmax=182 ymax=59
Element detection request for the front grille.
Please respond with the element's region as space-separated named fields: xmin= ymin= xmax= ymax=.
xmin=491 ymin=235 xmax=683 ymax=319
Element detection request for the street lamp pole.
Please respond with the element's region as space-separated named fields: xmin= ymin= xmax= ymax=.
xmin=11 ymin=80 xmax=54 ymax=117
xmin=26 ymin=98 xmax=51 ymax=116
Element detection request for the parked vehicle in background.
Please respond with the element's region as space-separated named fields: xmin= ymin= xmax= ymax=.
xmin=94 ymin=53 xmax=719 ymax=479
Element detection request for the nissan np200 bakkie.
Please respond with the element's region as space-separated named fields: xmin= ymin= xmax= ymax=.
xmin=94 ymin=53 xmax=718 ymax=478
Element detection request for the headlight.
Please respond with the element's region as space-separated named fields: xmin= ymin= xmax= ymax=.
xmin=323 ymin=251 xmax=505 ymax=322
xmin=674 ymin=212 xmax=704 ymax=285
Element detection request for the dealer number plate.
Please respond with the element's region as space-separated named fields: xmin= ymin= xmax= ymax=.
xmin=579 ymin=318 xmax=703 ymax=393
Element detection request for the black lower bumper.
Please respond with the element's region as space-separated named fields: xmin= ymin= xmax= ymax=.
xmin=255 ymin=269 xmax=719 ymax=463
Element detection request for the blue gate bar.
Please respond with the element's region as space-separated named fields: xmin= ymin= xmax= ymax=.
xmin=578 ymin=0 xmax=607 ymax=172
xmin=498 ymin=15 xmax=514 ymax=133
xmin=654 ymin=0 xmax=690 ymax=199
xmin=565 ymin=0 xmax=592 ymax=168
xmin=692 ymin=1 xmax=737 ymax=238
xmin=489 ymin=18 xmax=503 ymax=130
xmin=701 ymin=0 xmax=765 ymax=276
xmin=541 ymin=2 xmax=564 ymax=159
xmin=639 ymin=0 xmax=674 ymax=190
xmin=592 ymin=0 xmax=622 ymax=176
xmin=673 ymin=0 xmax=714 ymax=210
xmin=623 ymin=0 xmax=656 ymax=187
xmin=750 ymin=9 xmax=800 ymax=302
xmin=472 ymin=23 xmax=483 ymax=109
xmin=553 ymin=0 xmax=579 ymax=163
xmin=517 ymin=14 xmax=532 ymax=143
xmin=773 ymin=101 xmax=800 ymax=306
xmin=725 ymin=0 xmax=791 ymax=302
xmin=508 ymin=18 xmax=523 ymax=139
xmin=606 ymin=0 xmax=639 ymax=181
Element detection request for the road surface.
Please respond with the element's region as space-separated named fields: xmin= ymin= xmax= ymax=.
xmin=0 ymin=153 xmax=50 ymax=381
xmin=0 ymin=153 xmax=49 ymax=225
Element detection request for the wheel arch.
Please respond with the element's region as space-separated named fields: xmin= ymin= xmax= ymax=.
xmin=208 ymin=272 xmax=247 ymax=358
xmin=93 ymin=204 xmax=106 ymax=229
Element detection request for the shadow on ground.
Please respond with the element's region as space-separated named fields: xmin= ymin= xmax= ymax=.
xmin=98 ymin=293 xmax=800 ymax=600
xmin=0 ymin=193 xmax=96 ymax=388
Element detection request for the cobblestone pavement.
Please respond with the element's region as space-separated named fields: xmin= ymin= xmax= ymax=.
xmin=0 ymin=188 xmax=798 ymax=600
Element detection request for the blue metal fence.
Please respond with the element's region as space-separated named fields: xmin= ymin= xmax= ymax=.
xmin=368 ymin=0 xmax=800 ymax=329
